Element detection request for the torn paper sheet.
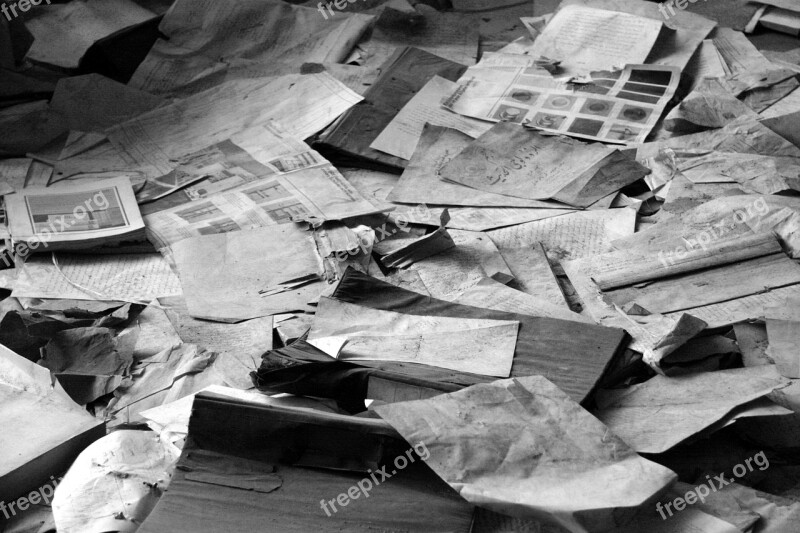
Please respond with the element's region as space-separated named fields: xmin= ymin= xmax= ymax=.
xmin=370 ymin=76 xmax=492 ymax=160
xmin=645 ymin=116 xmax=800 ymax=159
xmin=308 ymin=297 xmax=519 ymax=377
xmin=663 ymin=78 xmax=759 ymax=134
xmin=488 ymin=242 xmax=569 ymax=307
xmin=440 ymin=122 xmax=648 ymax=206
xmin=129 ymin=0 xmax=373 ymax=96
xmin=526 ymin=4 xmax=663 ymax=75
xmin=24 ymin=0 xmax=155 ymax=69
xmin=107 ymin=343 xmax=219 ymax=424
xmin=12 ymin=253 xmax=182 ymax=303
xmin=52 ymin=430 xmax=176 ymax=533
xmin=375 ymin=376 xmax=677 ymax=532
xmin=41 ymin=326 xmax=133 ymax=405
xmin=453 ymin=277 xmax=593 ymax=323
xmin=595 ymin=365 xmax=790 ymax=453
xmin=169 ymin=224 xmax=325 ymax=322
xmin=377 ymin=210 xmax=455 ymax=268
xmin=641 ymin=313 xmax=708 ymax=372
xmin=158 ymin=296 xmax=272 ymax=389
xmin=679 ymin=152 xmax=800 ymax=194
xmin=409 ymin=229 xmax=514 ymax=300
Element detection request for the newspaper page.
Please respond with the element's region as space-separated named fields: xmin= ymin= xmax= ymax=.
xmin=106 ymin=73 xmax=363 ymax=181
xmin=444 ymin=64 xmax=680 ymax=144
xmin=143 ymin=128 xmax=386 ymax=248
xmin=527 ymin=4 xmax=663 ymax=75
xmin=5 ymin=176 xmax=144 ymax=248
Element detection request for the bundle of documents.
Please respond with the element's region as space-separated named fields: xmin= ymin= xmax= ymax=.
xmin=4 ymin=0 xmax=800 ymax=532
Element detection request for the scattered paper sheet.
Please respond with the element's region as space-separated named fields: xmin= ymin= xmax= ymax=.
xmin=489 ymin=208 xmax=637 ymax=267
xmin=24 ymin=0 xmax=156 ymax=69
xmin=169 ymin=224 xmax=325 ymax=321
xmin=375 ymin=376 xmax=677 ymax=532
xmin=370 ymin=77 xmax=492 ymax=160
xmin=141 ymin=127 xmax=384 ymax=247
xmin=409 ymin=229 xmax=514 ymax=300
xmin=389 ymin=125 xmax=566 ymax=208
xmin=107 ymin=74 xmax=363 ymax=181
xmin=1 ymin=343 xmax=104 ymax=503
xmin=453 ymin=277 xmax=593 ymax=323
xmin=159 ymin=296 xmax=273 ymax=389
xmin=594 ymin=365 xmax=790 ymax=453
xmin=129 ymin=0 xmax=373 ymax=96
xmin=445 ymin=62 xmax=680 ymax=144
xmin=52 ymin=430 xmax=176 ymax=533
xmin=560 ymin=0 xmax=715 ymax=70
xmin=527 ymin=4 xmax=663 ymax=75
xmin=50 ymin=74 xmax=164 ymax=133
xmin=439 ymin=123 xmax=648 ymax=205
xmin=308 ymin=296 xmax=519 ymax=377
xmin=377 ymin=210 xmax=455 ymax=268
xmin=360 ymin=4 xmax=478 ymax=70
xmin=12 ymin=253 xmax=182 ymax=303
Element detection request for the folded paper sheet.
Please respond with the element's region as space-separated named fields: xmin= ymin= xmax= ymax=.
xmin=375 ymin=376 xmax=677 ymax=532
xmin=169 ymin=224 xmax=325 ymax=321
xmin=308 ymin=297 xmax=519 ymax=377
xmin=595 ymin=365 xmax=790 ymax=453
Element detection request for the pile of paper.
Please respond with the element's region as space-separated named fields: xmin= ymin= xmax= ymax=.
xmin=3 ymin=0 xmax=800 ymax=532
